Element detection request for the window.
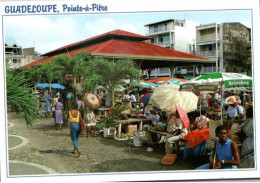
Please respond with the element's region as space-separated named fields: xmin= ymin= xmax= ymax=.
xmin=151 ymin=38 xmax=154 ymax=43
xmin=154 ymin=25 xmax=158 ymax=32
xmin=154 ymin=37 xmax=158 ymax=43
xmin=160 ymin=67 xmax=170 ymax=74
xmin=209 ymin=45 xmax=213 ymax=51
xmin=164 ymin=23 xmax=168 ymax=30
xmin=159 ymin=36 xmax=163 ymax=43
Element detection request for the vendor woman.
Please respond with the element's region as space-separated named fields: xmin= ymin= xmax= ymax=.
xmin=195 ymin=125 xmax=240 ymax=169
xmin=225 ymin=96 xmax=243 ymax=119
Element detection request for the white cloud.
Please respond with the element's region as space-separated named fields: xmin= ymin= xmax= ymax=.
xmin=84 ymin=18 xmax=139 ymax=37
xmin=4 ymin=16 xmax=81 ymax=54
xmin=4 ymin=16 xmax=140 ymax=54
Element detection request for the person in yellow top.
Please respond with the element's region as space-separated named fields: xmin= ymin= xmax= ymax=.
xmin=69 ymin=102 xmax=83 ymax=157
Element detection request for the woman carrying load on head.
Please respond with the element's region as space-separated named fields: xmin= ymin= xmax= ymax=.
xmin=69 ymin=101 xmax=83 ymax=157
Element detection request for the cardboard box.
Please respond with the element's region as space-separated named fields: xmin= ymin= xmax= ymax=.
xmin=127 ymin=125 xmax=137 ymax=135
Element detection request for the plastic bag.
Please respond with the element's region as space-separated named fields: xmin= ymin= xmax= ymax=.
xmin=242 ymin=119 xmax=254 ymax=137
xmin=239 ymin=152 xmax=255 ymax=168
xmin=241 ymin=137 xmax=254 ymax=157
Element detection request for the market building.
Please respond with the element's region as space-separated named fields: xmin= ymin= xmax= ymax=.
xmin=21 ymin=29 xmax=214 ymax=78
xmin=196 ymin=22 xmax=251 ymax=74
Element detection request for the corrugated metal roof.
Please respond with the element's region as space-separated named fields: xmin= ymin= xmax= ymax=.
xmin=42 ymin=29 xmax=151 ymax=56
xmin=21 ymin=29 xmax=213 ymax=68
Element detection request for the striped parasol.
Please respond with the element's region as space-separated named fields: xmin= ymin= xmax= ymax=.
xmin=150 ymin=84 xmax=198 ymax=113
xmin=83 ymin=93 xmax=100 ymax=109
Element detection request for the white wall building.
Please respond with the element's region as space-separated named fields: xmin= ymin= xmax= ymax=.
xmin=5 ymin=43 xmax=25 ymax=68
xmin=143 ymin=19 xmax=199 ymax=79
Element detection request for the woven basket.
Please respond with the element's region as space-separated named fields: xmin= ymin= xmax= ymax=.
xmin=155 ymin=124 xmax=167 ymax=131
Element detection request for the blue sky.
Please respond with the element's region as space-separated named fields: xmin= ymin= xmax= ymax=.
xmin=4 ymin=9 xmax=252 ymax=54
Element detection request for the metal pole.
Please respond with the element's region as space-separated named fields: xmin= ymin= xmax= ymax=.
xmin=220 ymin=81 xmax=224 ymax=124
xmin=215 ymin=23 xmax=218 ymax=72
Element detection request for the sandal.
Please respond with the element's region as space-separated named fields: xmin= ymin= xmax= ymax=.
xmin=76 ymin=149 xmax=80 ymax=158
xmin=71 ymin=150 xmax=76 ymax=154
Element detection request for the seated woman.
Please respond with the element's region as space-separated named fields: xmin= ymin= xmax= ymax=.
xmin=195 ymin=125 xmax=240 ymax=169
xmin=194 ymin=110 xmax=209 ymax=130
xmin=165 ymin=110 xmax=188 ymax=154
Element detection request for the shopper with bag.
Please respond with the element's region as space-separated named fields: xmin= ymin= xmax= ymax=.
xmin=69 ymin=102 xmax=85 ymax=157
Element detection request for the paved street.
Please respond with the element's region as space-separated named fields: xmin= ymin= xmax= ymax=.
xmin=7 ymin=112 xmax=206 ymax=176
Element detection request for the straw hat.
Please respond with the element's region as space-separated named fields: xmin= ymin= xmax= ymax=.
xmin=234 ymin=95 xmax=240 ymax=100
xmin=225 ymin=96 xmax=237 ymax=105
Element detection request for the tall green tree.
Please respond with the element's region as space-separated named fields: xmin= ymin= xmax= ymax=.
xmin=223 ymin=33 xmax=251 ymax=72
xmin=6 ymin=65 xmax=38 ymax=127
xmin=53 ymin=51 xmax=90 ymax=101
xmin=88 ymin=58 xmax=140 ymax=106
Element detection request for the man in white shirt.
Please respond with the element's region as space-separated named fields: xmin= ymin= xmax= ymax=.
xmin=130 ymin=92 xmax=137 ymax=108
xmin=122 ymin=90 xmax=131 ymax=102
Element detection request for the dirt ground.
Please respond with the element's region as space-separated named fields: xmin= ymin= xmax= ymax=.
xmin=7 ymin=112 xmax=209 ymax=176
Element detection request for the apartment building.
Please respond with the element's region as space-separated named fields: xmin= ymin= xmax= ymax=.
xmin=196 ymin=22 xmax=251 ymax=73
xmin=23 ymin=47 xmax=43 ymax=66
xmin=5 ymin=43 xmax=24 ymax=68
xmin=143 ymin=19 xmax=199 ymax=79
xmin=5 ymin=43 xmax=42 ymax=68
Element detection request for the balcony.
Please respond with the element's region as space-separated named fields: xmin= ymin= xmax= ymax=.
xmin=198 ymin=50 xmax=217 ymax=57
xmin=197 ymin=34 xmax=219 ymax=43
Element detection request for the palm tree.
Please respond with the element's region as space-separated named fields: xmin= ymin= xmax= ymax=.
xmin=22 ymin=65 xmax=43 ymax=91
xmin=6 ymin=65 xmax=38 ymax=127
xmin=88 ymin=58 xmax=140 ymax=106
xmin=53 ymin=51 xmax=90 ymax=101
xmin=39 ymin=62 xmax=57 ymax=92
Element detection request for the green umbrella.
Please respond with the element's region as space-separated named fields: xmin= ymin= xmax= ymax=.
xmin=114 ymin=85 xmax=125 ymax=92
xmin=182 ymin=72 xmax=252 ymax=88
xmin=181 ymin=72 xmax=253 ymax=122
xmin=132 ymin=80 xmax=151 ymax=89
xmin=167 ymin=79 xmax=181 ymax=85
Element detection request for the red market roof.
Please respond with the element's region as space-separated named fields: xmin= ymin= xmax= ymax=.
xmin=42 ymin=29 xmax=151 ymax=56
xmin=21 ymin=29 xmax=213 ymax=68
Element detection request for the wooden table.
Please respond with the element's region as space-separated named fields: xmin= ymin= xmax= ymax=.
xmin=116 ymin=118 xmax=151 ymax=135
xmin=143 ymin=128 xmax=171 ymax=136
xmin=95 ymin=107 xmax=110 ymax=116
